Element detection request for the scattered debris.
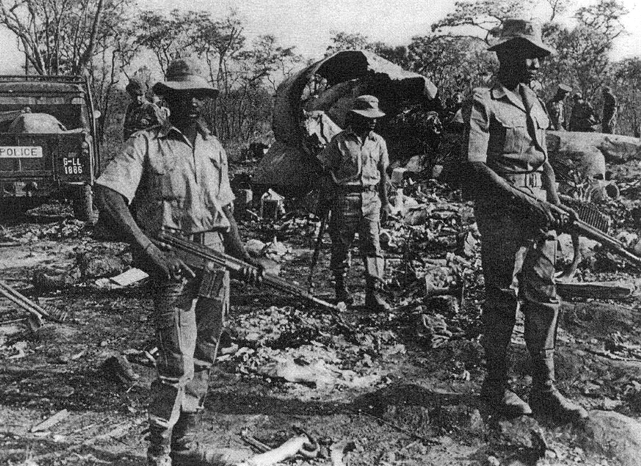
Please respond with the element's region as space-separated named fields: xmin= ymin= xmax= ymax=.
xmin=30 ymin=409 xmax=69 ymax=433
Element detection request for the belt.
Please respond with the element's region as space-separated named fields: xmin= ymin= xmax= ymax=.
xmin=338 ymin=184 xmax=378 ymax=193
xmin=502 ymin=171 xmax=543 ymax=188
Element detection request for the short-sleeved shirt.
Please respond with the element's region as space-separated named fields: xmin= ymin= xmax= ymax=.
xmin=97 ymin=120 xmax=235 ymax=237
xmin=317 ymin=128 xmax=389 ymax=186
xmin=465 ymin=82 xmax=549 ymax=174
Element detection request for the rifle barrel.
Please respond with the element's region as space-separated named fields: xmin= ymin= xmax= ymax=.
xmin=156 ymin=232 xmax=340 ymax=312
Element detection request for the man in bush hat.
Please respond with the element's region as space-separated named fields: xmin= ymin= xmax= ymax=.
xmin=546 ymin=83 xmax=572 ymax=131
xmin=317 ymin=94 xmax=393 ymax=312
xmin=464 ymin=19 xmax=588 ymax=423
xmin=96 ymin=58 xmax=263 ymax=466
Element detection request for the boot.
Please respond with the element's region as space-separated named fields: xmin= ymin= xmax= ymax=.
xmin=334 ymin=274 xmax=353 ymax=305
xmin=147 ymin=424 xmax=172 ymax=466
xmin=171 ymin=412 xmax=231 ymax=466
xmin=365 ymin=278 xmax=391 ymax=312
xmin=481 ymin=352 xmax=531 ymax=417
xmin=529 ymin=350 xmax=588 ymax=424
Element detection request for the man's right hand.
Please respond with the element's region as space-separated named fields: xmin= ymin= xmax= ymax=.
xmin=143 ymin=243 xmax=195 ymax=281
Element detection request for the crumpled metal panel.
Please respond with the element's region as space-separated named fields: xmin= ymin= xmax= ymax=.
xmin=258 ymin=50 xmax=438 ymax=190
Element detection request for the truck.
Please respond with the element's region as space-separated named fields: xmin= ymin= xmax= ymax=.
xmin=0 ymin=75 xmax=101 ymax=221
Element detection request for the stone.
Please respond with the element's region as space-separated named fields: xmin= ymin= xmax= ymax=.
xmin=582 ymin=410 xmax=641 ymax=466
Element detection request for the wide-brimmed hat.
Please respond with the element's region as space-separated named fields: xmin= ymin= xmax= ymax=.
xmin=350 ymin=95 xmax=385 ymax=119
xmin=557 ymin=83 xmax=572 ymax=93
xmin=152 ymin=58 xmax=219 ymax=97
xmin=488 ymin=19 xmax=555 ymax=57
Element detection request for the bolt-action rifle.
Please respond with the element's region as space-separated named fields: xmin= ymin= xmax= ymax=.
xmin=154 ymin=229 xmax=345 ymax=313
xmin=515 ymin=186 xmax=641 ymax=268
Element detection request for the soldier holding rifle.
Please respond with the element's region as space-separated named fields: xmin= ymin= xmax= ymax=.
xmin=96 ymin=58 xmax=262 ymax=466
xmin=464 ymin=19 xmax=588 ymax=424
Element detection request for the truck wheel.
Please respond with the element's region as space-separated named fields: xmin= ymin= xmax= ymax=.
xmin=73 ymin=185 xmax=95 ymax=222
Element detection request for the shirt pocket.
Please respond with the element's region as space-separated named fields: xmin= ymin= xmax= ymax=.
xmin=493 ymin=110 xmax=526 ymax=155
xmin=532 ymin=109 xmax=550 ymax=145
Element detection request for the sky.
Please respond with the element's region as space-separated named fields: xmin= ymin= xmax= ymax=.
xmin=1 ymin=0 xmax=641 ymax=74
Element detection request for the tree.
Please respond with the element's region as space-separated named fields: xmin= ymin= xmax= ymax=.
xmin=0 ymin=0 xmax=129 ymax=75
xmin=325 ymin=31 xmax=374 ymax=56
xmin=135 ymin=9 xmax=206 ymax=74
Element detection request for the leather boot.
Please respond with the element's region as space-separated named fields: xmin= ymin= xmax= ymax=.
xmin=481 ymin=351 xmax=531 ymax=417
xmin=334 ymin=274 xmax=353 ymax=305
xmin=529 ymin=350 xmax=588 ymax=424
xmin=365 ymin=278 xmax=391 ymax=312
xmin=147 ymin=424 xmax=172 ymax=466
xmin=171 ymin=412 xmax=234 ymax=466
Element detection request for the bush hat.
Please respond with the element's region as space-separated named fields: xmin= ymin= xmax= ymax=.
xmin=557 ymin=84 xmax=572 ymax=93
xmin=488 ymin=19 xmax=555 ymax=57
xmin=152 ymin=58 xmax=219 ymax=98
xmin=350 ymin=95 xmax=385 ymax=119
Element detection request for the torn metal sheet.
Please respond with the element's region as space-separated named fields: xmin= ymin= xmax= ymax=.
xmin=255 ymin=50 xmax=438 ymax=191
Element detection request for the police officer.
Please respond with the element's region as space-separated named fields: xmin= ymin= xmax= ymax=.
xmin=546 ymin=84 xmax=571 ymax=131
xmin=97 ymin=58 xmax=262 ymax=466
xmin=465 ymin=19 xmax=588 ymax=423
xmin=317 ymin=95 xmax=393 ymax=312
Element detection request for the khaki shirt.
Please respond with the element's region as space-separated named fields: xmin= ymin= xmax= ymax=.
xmin=97 ymin=120 xmax=235 ymax=237
xmin=317 ymin=128 xmax=389 ymax=186
xmin=465 ymin=83 xmax=549 ymax=174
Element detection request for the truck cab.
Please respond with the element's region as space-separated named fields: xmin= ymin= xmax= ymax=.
xmin=0 ymin=75 xmax=100 ymax=220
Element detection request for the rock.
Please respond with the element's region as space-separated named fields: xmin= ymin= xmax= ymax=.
xmin=582 ymin=410 xmax=641 ymax=466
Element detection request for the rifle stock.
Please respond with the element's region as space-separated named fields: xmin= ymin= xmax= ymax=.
xmin=155 ymin=230 xmax=342 ymax=312
xmin=515 ymin=186 xmax=641 ymax=268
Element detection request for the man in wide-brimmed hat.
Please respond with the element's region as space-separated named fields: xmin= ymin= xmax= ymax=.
xmin=317 ymin=94 xmax=393 ymax=312
xmin=546 ymin=83 xmax=572 ymax=131
xmin=96 ymin=58 xmax=263 ymax=466
xmin=464 ymin=19 xmax=588 ymax=424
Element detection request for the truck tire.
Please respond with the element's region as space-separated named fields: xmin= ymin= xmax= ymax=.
xmin=73 ymin=185 xmax=95 ymax=222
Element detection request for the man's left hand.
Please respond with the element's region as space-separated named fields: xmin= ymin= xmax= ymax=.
xmin=239 ymin=256 xmax=264 ymax=286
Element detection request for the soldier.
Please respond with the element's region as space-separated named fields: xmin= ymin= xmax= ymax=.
xmin=317 ymin=95 xmax=393 ymax=312
xmin=546 ymin=84 xmax=571 ymax=131
xmin=123 ymin=79 xmax=164 ymax=140
xmin=602 ymin=86 xmax=617 ymax=134
xmin=464 ymin=19 xmax=588 ymax=423
xmin=568 ymin=93 xmax=598 ymax=132
xmin=97 ymin=58 xmax=263 ymax=466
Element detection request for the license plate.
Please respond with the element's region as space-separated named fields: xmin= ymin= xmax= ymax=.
xmin=0 ymin=146 xmax=43 ymax=158
xmin=62 ymin=157 xmax=84 ymax=175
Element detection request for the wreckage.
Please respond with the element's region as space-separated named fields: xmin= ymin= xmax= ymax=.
xmin=253 ymin=50 xmax=440 ymax=194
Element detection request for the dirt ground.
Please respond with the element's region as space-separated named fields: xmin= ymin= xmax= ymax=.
xmin=1 ymin=165 xmax=641 ymax=466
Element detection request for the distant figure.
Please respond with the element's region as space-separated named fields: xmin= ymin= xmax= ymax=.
xmin=602 ymin=86 xmax=617 ymax=134
xmin=443 ymin=92 xmax=465 ymax=131
xmin=546 ymin=84 xmax=571 ymax=131
xmin=123 ymin=79 xmax=162 ymax=140
xmin=568 ymin=93 xmax=598 ymax=132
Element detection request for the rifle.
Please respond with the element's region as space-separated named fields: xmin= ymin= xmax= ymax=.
xmin=515 ymin=186 xmax=641 ymax=268
xmin=155 ymin=229 xmax=345 ymax=313
xmin=0 ymin=279 xmax=67 ymax=331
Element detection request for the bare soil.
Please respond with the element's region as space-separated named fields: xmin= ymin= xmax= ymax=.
xmin=1 ymin=175 xmax=640 ymax=466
